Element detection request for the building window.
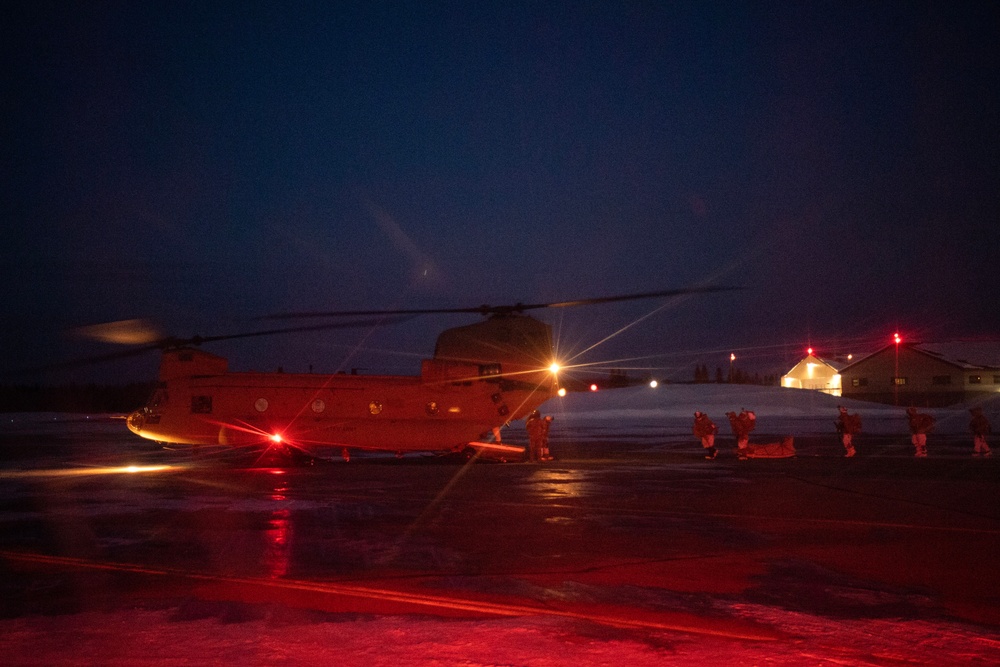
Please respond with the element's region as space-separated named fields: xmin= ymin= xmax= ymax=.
xmin=893 ymin=377 xmax=908 ymax=386
xmin=932 ymin=375 xmax=952 ymax=385
xmin=969 ymin=375 xmax=982 ymax=385
xmin=852 ymin=378 xmax=868 ymax=387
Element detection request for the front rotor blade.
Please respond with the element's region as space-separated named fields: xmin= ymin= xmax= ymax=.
xmin=19 ymin=316 xmax=413 ymax=375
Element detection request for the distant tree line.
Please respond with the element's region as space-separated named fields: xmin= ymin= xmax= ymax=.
xmin=0 ymin=383 xmax=155 ymax=413
xmin=693 ymin=364 xmax=778 ymax=386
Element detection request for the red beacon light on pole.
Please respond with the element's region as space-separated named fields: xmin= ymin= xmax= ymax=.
xmin=807 ymin=347 xmax=814 ymax=356
xmin=893 ymin=333 xmax=902 ymax=345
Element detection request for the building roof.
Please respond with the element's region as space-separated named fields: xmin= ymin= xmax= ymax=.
xmin=911 ymin=342 xmax=1000 ymax=369
xmin=842 ymin=341 xmax=1000 ymax=372
xmin=783 ymin=354 xmax=844 ymax=376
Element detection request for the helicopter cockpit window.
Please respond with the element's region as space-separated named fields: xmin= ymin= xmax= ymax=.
xmin=149 ymin=390 xmax=167 ymax=408
xmin=191 ymin=395 xmax=213 ymax=414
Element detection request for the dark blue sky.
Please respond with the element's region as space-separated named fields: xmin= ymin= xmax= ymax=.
xmin=3 ymin=1 xmax=998 ymax=384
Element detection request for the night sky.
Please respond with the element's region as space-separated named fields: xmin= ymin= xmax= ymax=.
xmin=3 ymin=1 xmax=998 ymax=385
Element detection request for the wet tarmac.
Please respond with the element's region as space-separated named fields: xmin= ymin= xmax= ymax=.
xmin=2 ymin=416 xmax=1000 ymax=664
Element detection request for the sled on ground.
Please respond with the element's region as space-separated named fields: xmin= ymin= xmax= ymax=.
xmin=742 ymin=436 xmax=796 ymax=459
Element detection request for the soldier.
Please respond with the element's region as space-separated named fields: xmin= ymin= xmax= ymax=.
xmin=539 ymin=415 xmax=554 ymax=461
xmin=835 ymin=406 xmax=861 ymax=457
xmin=525 ymin=410 xmax=543 ymax=462
xmin=970 ymin=407 xmax=992 ymax=457
xmin=906 ymin=407 xmax=935 ymax=458
xmin=726 ymin=408 xmax=756 ymax=460
xmin=693 ymin=411 xmax=719 ymax=460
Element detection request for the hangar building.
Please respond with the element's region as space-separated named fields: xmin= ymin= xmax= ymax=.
xmin=839 ymin=341 xmax=1000 ymax=406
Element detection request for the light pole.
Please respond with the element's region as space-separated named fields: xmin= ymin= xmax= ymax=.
xmin=893 ymin=333 xmax=901 ymax=406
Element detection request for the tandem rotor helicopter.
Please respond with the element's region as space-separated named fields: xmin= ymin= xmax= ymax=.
xmin=72 ymin=287 xmax=732 ymax=462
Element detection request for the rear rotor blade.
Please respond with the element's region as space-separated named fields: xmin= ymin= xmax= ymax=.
xmin=260 ymin=286 xmax=739 ymax=320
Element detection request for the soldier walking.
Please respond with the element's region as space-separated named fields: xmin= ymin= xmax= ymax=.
xmin=970 ymin=407 xmax=992 ymax=457
xmin=727 ymin=408 xmax=756 ymax=460
xmin=906 ymin=407 xmax=935 ymax=458
xmin=693 ymin=411 xmax=719 ymax=460
xmin=835 ymin=406 xmax=861 ymax=457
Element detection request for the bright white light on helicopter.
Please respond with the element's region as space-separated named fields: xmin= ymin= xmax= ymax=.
xmin=549 ymin=362 xmax=561 ymax=374
xmin=557 ymin=387 xmax=567 ymax=397
xmin=649 ymin=380 xmax=658 ymax=389
xmin=270 ymin=433 xmax=283 ymax=444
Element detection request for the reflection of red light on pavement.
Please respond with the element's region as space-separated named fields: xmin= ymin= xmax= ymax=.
xmin=265 ymin=508 xmax=292 ymax=578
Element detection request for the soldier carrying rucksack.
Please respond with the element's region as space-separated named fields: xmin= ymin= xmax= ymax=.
xmin=835 ymin=406 xmax=861 ymax=458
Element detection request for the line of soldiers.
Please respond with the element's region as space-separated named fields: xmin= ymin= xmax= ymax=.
xmin=693 ymin=405 xmax=993 ymax=458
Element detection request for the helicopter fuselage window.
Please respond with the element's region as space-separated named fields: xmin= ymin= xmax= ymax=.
xmin=479 ymin=363 xmax=502 ymax=378
xmin=191 ymin=396 xmax=213 ymax=414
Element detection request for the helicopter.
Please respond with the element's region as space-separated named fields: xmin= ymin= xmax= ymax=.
xmin=95 ymin=287 xmax=732 ymax=461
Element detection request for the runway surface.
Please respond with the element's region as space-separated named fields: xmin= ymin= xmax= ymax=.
xmin=2 ymin=413 xmax=1000 ymax=665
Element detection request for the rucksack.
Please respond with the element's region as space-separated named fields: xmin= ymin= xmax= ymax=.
xmin=847 ymin=414 xmax=862 ymax=432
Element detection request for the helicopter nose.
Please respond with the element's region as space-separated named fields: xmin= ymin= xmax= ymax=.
xmin=126 ymin=410 xmax=145 ymax=435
